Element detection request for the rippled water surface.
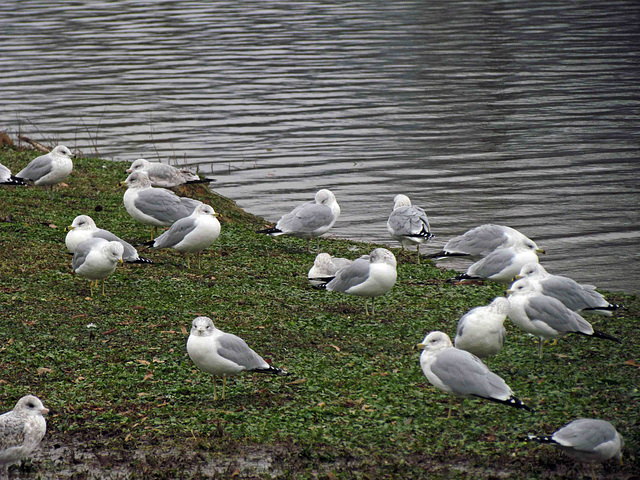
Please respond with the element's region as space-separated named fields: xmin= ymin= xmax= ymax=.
xmin=1 ymin=0 xmax=639 ymax=293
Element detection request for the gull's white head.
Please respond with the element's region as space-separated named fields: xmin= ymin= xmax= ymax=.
xmin=416 ymin=331 xmax=453 ymax=353
xmin=52 ymin=145 xmax=75 ymax=159
xmin=68 ymin=215 xmax=97 ymax=231
xmin=370 ymin=248 xmax=397 ymax=268
xmin=507 ymin=277 xmax=540 ymax=296
xmin=191 ymin=316 xmax=215 ymax=337
xmin=123 ymin=171 xmax=152 ymax=189
xmin=193 ymin=204 xmax=217 ymax=216
xmin=102 ymin=241 xmax=125 ymax=264
xmin=487 ymin=296 xmax=510 ymax=315
xmin=393 ymin=194 xmax=412 ymax=209
xmin=313 ymin=253 xmax=333 ymax=268
xmin=13 ymin=395 xmax=49 ymax=417
xmin=127 ymin=159 xmax=151 ymax=174
xmin=517 ymin=262 xmax=548 ymax=279
xmin=315 ymin=189 xmax=336 ymax=205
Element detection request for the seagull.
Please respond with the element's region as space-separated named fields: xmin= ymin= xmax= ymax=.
xmin=120 ymin=171 xmax=202 ymax=239
xmin=126 ymin=158 xmax=213 ymax=188
xmin=16 ymin=145 xmax=74 ymax=199
xmin=256 ymin=189 xmax=340 ymax=252
xmin=426 ymin=224 xmax=545 ymax=261
xmin=507 ymin=278 xmax=621 ymax=358
xmin=72 ymin=238 xmax=124 ymax=296
xmin=65 ymin=215 xmax=152 ymax=264
xmin=386 ymin=194 xmax=434 ymax=263
xmin=454 ymin=297 xmax=509 ymax=363
xmin=0 ymin=395 xmax=48 ymax=477
xmin=186 ymin=316 xmax=289 ymax=400
xmin=0 ymin=163 xmax=28 ymax=186
xmin=321 ymin=248 xmax=397 ymax=315
xmin=417 ymin=331 xmax=533 ymax=418
xmin=526 ymin=418 xmax=623 ymax=480
xmin=145 ymin=204 xmax=221 ymax=268
xmin=453 ymin=244 xmax=542 ymax=284
xmin=515 ymin=262 xmax=621 ymax=316
xmin=307 ymin=253 xmax=353 ymax=286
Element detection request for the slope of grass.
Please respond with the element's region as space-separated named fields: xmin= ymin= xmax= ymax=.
xmin=0 ymin=146 xmax=638 ymax=479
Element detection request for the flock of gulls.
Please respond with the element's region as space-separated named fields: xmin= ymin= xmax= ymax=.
xmin=0 ymin=145 xmax=627 ymax=478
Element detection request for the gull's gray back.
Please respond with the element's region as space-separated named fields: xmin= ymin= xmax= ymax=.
xmin=326 ymin=257 xmax=371 ymax=293
xmin=17 ymin=154 xmax=53 ymax=181
xmin=525 ymin=296 xmax=593 ymax=335
xmin=217 ymin=334 xmax=268 ymax=371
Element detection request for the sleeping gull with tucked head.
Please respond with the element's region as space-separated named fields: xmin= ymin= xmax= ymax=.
xmin=0 ymin=163 xmax=28 ymax=186
xmin=120 ymin=171 xmax=202 ymax=239
xmin=16 ymin=145 xmax=74 ymax=199
xmin=386 ymin=194 xmax=433 ymax=263
xmin=257 ymin=189 xmax=340 ymax=252
xmin=507 ymin=278 xmax=621 ymax=359
xmin=0 ymin=395 xmax=48 ymax=477
xmin=427 ymin=224 xmax=544 ymax=261
xmin=417 ymin=331 xmax=533 ymax=418
xmin=322 ymin=248 xmax=397 ymax=315
xmin=126 ymin=158 xmax=213 ymax=188
xmin=454 ymin=297 xmax=509 ymax=363
xmin=72 ymin=238 xmax=124 ymax=296
xmin=65 ymin=215 xmax=152 ymax=264
xmin=515 ymin=262 xmax=621 ymax=316
xmin=453 ymin=243 xmax=543 ymax=284
xmin=187 ymin=316 xmax=289 ymax=400
xmin=526 ymin=418 xmax=623 ymax=480
xmin=307 ymin=253 xmax=353 ymax=286
xmin=146 ymin=204 xmax=221 ymax=268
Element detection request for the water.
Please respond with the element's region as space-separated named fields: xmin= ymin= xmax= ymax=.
xmin=1 ymin=0 xmax=639 ymax=294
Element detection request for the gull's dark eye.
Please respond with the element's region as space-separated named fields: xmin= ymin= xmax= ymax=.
xmin=27 ymin=402 xmax=35 ymax=408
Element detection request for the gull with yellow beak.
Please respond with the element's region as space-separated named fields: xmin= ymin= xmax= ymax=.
xmin=72 ymin=238 xmax=124 ymax=296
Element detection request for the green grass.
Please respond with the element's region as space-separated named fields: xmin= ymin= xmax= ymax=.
xmin=0 ymin=145 xmax=638 ymax=479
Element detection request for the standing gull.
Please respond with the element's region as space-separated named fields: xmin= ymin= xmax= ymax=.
xmin=453 ymin=244 xmax=542 ymax=284
xmin=120 ymin=171 xmax=202 ymax=239
xmin=187 ymin=316 xmax=289 ymax=400
xmin=427 ymin=224 xmax=544 ymax=260
xmin=126 ymin=158 xmax=213 ymax=188
xmin=417 ymin=331 xmax=533 ymax=418
xmin=516 ymin=262 xmax=621 ymax=316
xmin=454 ymin=297 xmax=509 ymax=363
xmin=72 ymin=238 xmax=124 ymax=296
xmin=0 ymin=395 xmax=48 ymax=478
xmin=65 ymin=215 xmax=152 ymax=264
xmin=146 ymin=204 xmax=221 ymax=268
xmin=526 ymin=418 xmax=623 ymax=480
xmin=322 ymin=248 xmax=397 ymax=315
xmin=307 ymin=253 xmax=353 ymax=286
xmin=16 ymin=145 xmax=74 ymax=199
xmin=0 ymin=163 xmax=28 ymax=186
xmin=257 ymin=189 xmax=340 ymax=252
xmin=386 ymin=194 xmax=434 ymax=263
xmin=507 ymin=278 xmax=621 ymax=358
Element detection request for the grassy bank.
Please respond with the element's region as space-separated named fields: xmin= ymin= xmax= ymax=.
xmin=0 ymin=146 xmax=638 ymax=479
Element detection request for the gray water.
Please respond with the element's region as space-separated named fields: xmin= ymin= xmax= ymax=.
xmin=1 ymin=0 xmax=639 ymax=294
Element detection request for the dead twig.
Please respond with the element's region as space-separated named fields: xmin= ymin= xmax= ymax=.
xmin=17 ymin=135 xmax=49 ymax=153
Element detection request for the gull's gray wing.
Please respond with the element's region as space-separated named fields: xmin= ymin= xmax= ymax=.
xmin=467 ymin=248 xmax=515 ymax=277
xmin=326 ymin=257 xmax=371 ymax=293
xmin=0 ymin=412 xmax=26 ymax=451
xmin=553 ymin=419 xmax=617 ymax=451
xmin=72 ymin=238 xmax=103 ymax=271
xmin=148 ymin=163 xmax=199 ymax=187
xmin=388 ymin=206 xmax=430 ymax=237
xmin=540 ymin=276 xmax=608 ymax=311
xmin=277 ymin=203 xmax=334 ymax=234
xmin=525 ymin=296 xmax=593 ymax=335
xmin=0 ymin=163 xmax=10 ymax=182
xmin=444 ymin=225 xmax=509 ymax=256
xmin=17 ymin=154 xmax=53 ymax=181
xmin=430 ymin=348 xmax=511 ymax=399
xmin=134 ymin=189 xmax=196 ymax=224
xmin=153 ymin=217 xmax=197 ymax=248
xmin=217 ymin=333 xmax=268 ymax=371
xmin=93 ymin=229 xmax=138 ymax=262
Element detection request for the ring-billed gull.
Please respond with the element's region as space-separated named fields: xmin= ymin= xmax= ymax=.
xmin=16 ymin=145 xmax=74 ymax=199
xmin=0 ymin=163 xmax=28 ymax=186
xmin=187 ymin=316 xmax=289 ymax=400
xmin=321 ymin=248 xmax=397 ymax=315
xmin=120 ymin=171 xmax=202 ymax=239
xmin=257 ymin=189 xmax=340 ymax=252
xmin=417 ymin=331 xmax=533 ymax=418
xmin=526 ymin=418 xmax=623 ymax=479
xmin=507 ymin=278 xmax=621 ymax=358
xmin=146 ymin=204 xmax=221 ymax=268
xmin=307 ymin=253 xmax=353 ymax=286
xmin=454 ymin=297 xmax=509 ymax=363
xmin=65 ymin=215 xmax=152 ymax=264
xmin=72 ymin=238 xmax=124 ymax=296
xmin=516 ymin=262 xmax=621 ymax=316
xmin=453 ymin=244 xmax=542 ymax=284
xmin=126 ymin=158 xmax=213 ymax=188
xmin=386 ymin=194 xmax=434 ymax=263
xmin=427 ymin=224 xmax=545 ymax=260
xmin=0 ymin=395 xmax=48 ymax=477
